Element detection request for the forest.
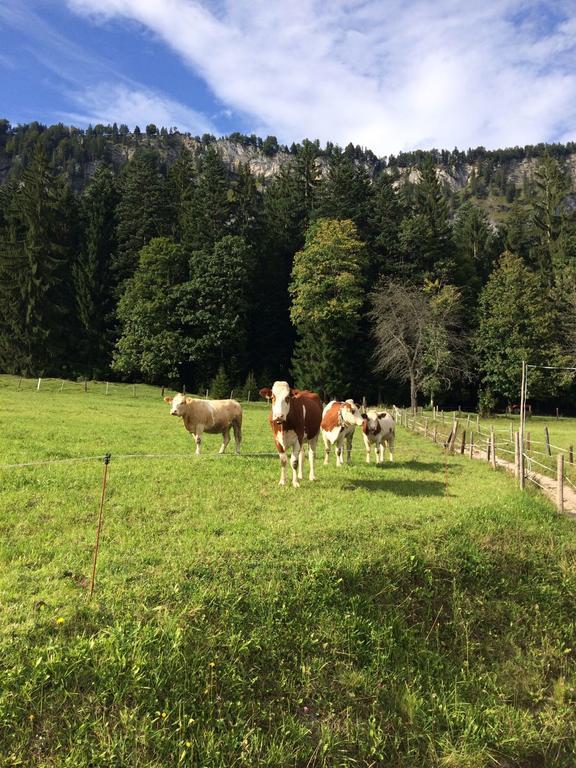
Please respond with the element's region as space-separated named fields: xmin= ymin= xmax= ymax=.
xmin=0 ymin=118 xmax=575 ymax=412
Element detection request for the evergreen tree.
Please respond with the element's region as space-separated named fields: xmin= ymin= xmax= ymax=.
xmin=229 ymin=163 xmax=262 ymax=244
xmin=289 ymin=219 xmax=367 ymax=395
xmin=74 ymin=166 xmax=119 ymax=376
xmin=176 ymin=235 xmax=254 ymax=388
xmin=474 ymin=252 xmax=565 ymax=407
xmin=113 ymin=237 xmax=187 ymax=382
xmin=314 ymin=149 xmax=372 ymax=235
xmin=114 ymin=149 xmax=172 ymax=291
xmin=0 ymin=147 xmax=75 ymax=374
xmin=367 ymin=171 xmax=405 ymax=279
xmin=452 ymin=201 xmax=503 ymax=293
xmin=530 ymin=155 xmax=575 ymax=278
xmin=167 ymin=147 xmax=197 ymax=242
xmin=182 ymin=145 xmax=230 ymax=252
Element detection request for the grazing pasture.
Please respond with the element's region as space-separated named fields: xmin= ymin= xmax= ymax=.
xmin=1 ymin=377 xmax=576 ymax=767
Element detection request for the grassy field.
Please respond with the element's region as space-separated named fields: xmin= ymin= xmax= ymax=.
xmin=1 ymin=377 xmax=576 ymax=767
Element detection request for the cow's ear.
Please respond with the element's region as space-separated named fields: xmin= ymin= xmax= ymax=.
xmin=377 ymin=411 xmax=387 ymax=419
xmin=259 ymin=387 xmax=272 ymax=399
xmin=163 ymin=396 xmax=173 ymax=404
xmin=185 ymin=397 xmax=193 ymax=404
xmin=361 ymin=413 xmax=367 ymax=419
xmin=290 ymin=388 xmax=299 ymax=397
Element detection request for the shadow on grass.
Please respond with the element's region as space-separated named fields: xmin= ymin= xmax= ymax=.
xmin=344 ymin=479 xmax=446 ymax=496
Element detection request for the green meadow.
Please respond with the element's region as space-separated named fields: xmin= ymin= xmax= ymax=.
xmin=1 ymin=377 xmax=576 ymax=767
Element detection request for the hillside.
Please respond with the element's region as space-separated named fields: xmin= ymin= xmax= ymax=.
xmin=2 ymin=118 xmax=576 ymax=213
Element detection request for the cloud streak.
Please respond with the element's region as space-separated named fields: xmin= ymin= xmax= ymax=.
xmin=62 ymin=83 xmax=215 ymax=134
xmin=60 ymin=0 xmax=576 ymax=152
xmin=0 ymin=0 xmax=216 ymax=135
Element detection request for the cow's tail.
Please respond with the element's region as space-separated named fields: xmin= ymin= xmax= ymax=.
xmin=232 ymin=408 xmax=242 ymax=446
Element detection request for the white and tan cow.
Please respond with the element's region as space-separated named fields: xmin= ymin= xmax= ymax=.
xmin=164 ymin=393 xmax=242 ymax=455
xmin=259 ymin=382 xmax=322 ymax=487
xmin=321 ymin=399 xmax=364 ymax=466
xmin=361 ymin=410 xmax=395 ymax=464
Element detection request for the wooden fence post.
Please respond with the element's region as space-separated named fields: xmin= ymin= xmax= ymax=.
xmin=433 ymin=425 xmax=437 ymax=443
xmin=514 ymin=431 xmax=520 ymax=480
xmin=545 ymin=427 xmax=551 ymax=457
xmin=476 ymin=413 xmax=480 ymax=432
xmin=449 ymin=421 xmax=458 ymax=453
xmin=469 ymin=431 xmax=474 ymax=459
xmin=37 ymin=377 xmax=42 ymax=391
xmin=486 ymin=430 xmax=491 ymax=462
xmin=491 ymin=428 xmax=497 ymax=470
xmin=527 ymin=432 xmax=531 ymax=452
xmin=460 ymin=429 xmax=466 ymax=455
xmin=569 ymin=445 xmax=574 ymax=466
xmin=424 ymin=417 xmax=429 ymax=438
xmin=557 ymin=454 xmax=564 ymax=514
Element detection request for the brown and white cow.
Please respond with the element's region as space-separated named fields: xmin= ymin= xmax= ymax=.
xmin=361 ymin=409 xmax=395 ymax=464
xmin=164 ymin=394 xmax=242 ymax=455
xmin=259 ymin=382 xmax=322 ymax=487
xmin=321 ymin=399 xmax=364 ymax=466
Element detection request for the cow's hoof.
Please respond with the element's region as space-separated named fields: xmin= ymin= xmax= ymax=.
xmin=279 ymin=480 xmax=286 ymax=486
xmin=292 ymin=481 xmax=301 ymax=488
xmin=309 ymin=475 xmax=316 ymax=482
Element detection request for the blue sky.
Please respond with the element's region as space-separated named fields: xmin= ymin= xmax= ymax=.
xmin=1 ymin=0 xmax=576 ymax=155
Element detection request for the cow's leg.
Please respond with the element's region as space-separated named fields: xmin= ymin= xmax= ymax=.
xmin=363 ymin=434 xmax=371 ymax=463
xmin=336 ymin=434 xmax=344 ymax=466
xmin=377 ymin=440 xmax=384 ymax=464
xmin=291 ymin=440 xmax=301 ymax=488
xmin=278 ymin=449 xmax=287 ymax=486
xmin=346 ymin=434 xmax=353 ymax=464
xmin=194 ymin=434 xmax=202 ymax=455
xmin=323 ymin=433 xmax=331 ymax=465
xmin=388 ymin=435 xmax=395 ymax=462
xmin=308 ymin=435 xmax=318 ymax=481
xmin=219 ymin=427 xmax=231 ymax=454
xmin=298 ymin=443 xmax=305 ymax=480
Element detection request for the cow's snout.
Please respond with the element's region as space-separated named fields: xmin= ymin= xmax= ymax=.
xmin=171 ymin=410 xmax=179 ymax=416
xmin=273 ymin=416 xmax=285 ymax=425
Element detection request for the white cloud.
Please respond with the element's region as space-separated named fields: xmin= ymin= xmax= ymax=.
xmin=66 ymin=0 xmax=576 ymax=153
xmin=62 ymin=83 xmax=215 ymax=134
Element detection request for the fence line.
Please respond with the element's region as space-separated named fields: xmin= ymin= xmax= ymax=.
xmin=395 ymin=407 xmax=575 ymax=514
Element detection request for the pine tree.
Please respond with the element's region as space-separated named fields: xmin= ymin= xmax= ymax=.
xmin=182 ymin=145 xmax=230 ymax=252
xmin=74 ymin=165 xmax=119 ymax=376
xmin=474 ymin=252 xmax=565 ymax=406
xmin=0 ymin=147 xmax=74 ymax=374
xmin=114 ymin=149 xmax=172 ymax=291
xmin=176 ymin=235 xmax=254 ymax=388
xmin=289 ymin=219 xmax=367 ymax=395
xmin=112 ymin=237 xmax=187 ymax=382
xmin=314 ymin=149 xmax=372 ymax=235
xmin=367 ymin=171 xmax=405 ymax=279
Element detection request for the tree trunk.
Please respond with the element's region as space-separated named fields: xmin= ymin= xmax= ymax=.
xmin=410 ymin=374 xmax=417 ymax=414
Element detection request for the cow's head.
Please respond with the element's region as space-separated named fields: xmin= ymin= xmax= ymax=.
xmin=163 ymin=393 xmax=191 ymax=417
xmin=260 ymin=381 xmax=294 ymax=425
xmin=341 ymin=399 xmax=364 ymax=427
xmin=363 ymin=409 xmax=381 ymax=434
